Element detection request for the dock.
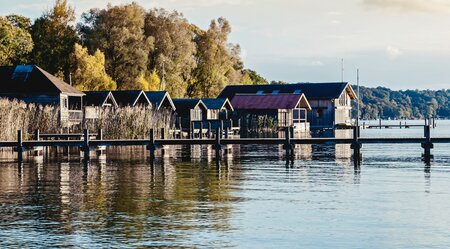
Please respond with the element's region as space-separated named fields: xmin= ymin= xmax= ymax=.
xmin=0 ymin=124 xmax=442 ymax=166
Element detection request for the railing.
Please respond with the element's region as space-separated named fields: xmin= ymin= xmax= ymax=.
xmin=68 ymin=110 xmax=83 ymax=122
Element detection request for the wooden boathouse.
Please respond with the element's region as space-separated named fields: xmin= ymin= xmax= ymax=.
xmin=0 ymin=65 xmax=85 ymax=127
xmin=219 ymin=82 xmax=357 ymax=130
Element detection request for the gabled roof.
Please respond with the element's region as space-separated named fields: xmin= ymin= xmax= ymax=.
xmin=144 ymin=91 xmax=176 ymax=111
xmin=231 ymin=93 xmax=311 ymax=110
xmin=0 ymin=65 xmax=84 ymax=96
xmin=83 ymin=91 xmax=118 ymax=107
xmin=111 ymin=90 xmax=151 ymax=107
xmin=201 ymin=98 xmax=234 ymax=111
xmin=172 ymin=98 xmax=207 ymax=113
xmin=218 ymin=82 xmax=357 ymax=100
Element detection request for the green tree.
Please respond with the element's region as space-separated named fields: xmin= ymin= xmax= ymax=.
xmin=0 ymin=15 xmax=33 ymax=65
xmin=30 ymin=0 xmax=78 ymax=78
xmin=78 ymin=3 xmax=153 ymax=90
xmin=191 ymin=17 xmax=242 ymax=97
xmin=241 ymin=69 xmax=268 ymax=85
xmin=144 ymin=8 xmax=196 ymax=97
xmin=70 ymin=43 xmax=116 ymax=91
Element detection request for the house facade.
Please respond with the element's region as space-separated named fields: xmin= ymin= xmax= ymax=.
xmin=0 ymin=65 xmax=85 ymax=127
xmin=218 ymin=82 xmax=357 ymax=130
xmin=83 ymin=91 xmax=118 ymax=120
xmin=231 ymin=93 xmax=311 ymax=131
xmin=172 ymin=99 xmax=207 ymax=131
xmin=201 ymin=98 xmax=234 ymax=120
xmin=111 ymin=90 xmax=151 ymax=107
xmin=144 ymin=91 xmax=176 ymax=112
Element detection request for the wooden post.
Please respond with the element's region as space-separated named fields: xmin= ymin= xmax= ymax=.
xmin=362 ymin=122 xmax=366 ymax=129
xmin=422 ymin=125 xmax=433 ymax=163
xmin=190 ymin=122 xmax=194 ymax=139
xmin=199 ymin=122 xmax=203 ymax=139
xmin=214 ymin=127 xmax=221 ymax=161
xmin=225 ymin=126 xmax=229 ymax=139
xmin=83 ymin=129 xmax=90 ymax=161
xmin=97 ymin=128 xmax=103 ymax=140
xmin=351 ymin=126 xmax=361 ymax=164
xmin=160 ymin=127 xmax=165 ymax=140
xmin=433 ymin=116 xmax=436 ymax=128
xmin=379 ymin=119 xmax=381 ymax=129
xmin=17 ymin=130 xmax=23 ymax=162
xmin=399 ymin=121 xmax=402 ymax=129
xmin=149 ymin=128 xmax=155 ymax=159
xmin=220 ymin=120 xmax=224 ymax=139
xmin=35 ymin=129 xmax=40 ymax=141
xmin=284 ymin=127 xmax=293 ymax=159
xmin=208 ymin=122 xmax=212 ymax=138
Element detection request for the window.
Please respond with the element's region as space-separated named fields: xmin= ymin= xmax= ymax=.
xmin=191 ymin=109 xmax=202 ymax=121
xmin=256 ymin=90 xmax=264 ymax=94
xmin=293 ymin=90 xmax=302 ymax=94
xmin=272 ymin=90 xmax=280 ymax=94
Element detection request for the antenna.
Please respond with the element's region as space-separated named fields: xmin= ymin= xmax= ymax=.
xmin=357 ymin=69 xmax=360 ymax=126
xmin=341 ymin=58 xmax=344 ymax=83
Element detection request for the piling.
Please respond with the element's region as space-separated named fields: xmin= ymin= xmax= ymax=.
xmin=16 ymin=130 xmax=23 ymax=162
xmin=208 ymin=122 xmax=212 ymax=138
xmin=214 ymin=127 xmax=222 ymax=161
xmin=284 ymin=127 xmax=293 ymax=159
xmin=199 ymin=122 xmax=203 ymax=139
xmin=421 ymin=125 xmax=433 ymax=163
xmin=148 ymin=128 xmax=155 ymax=159
xmin=351 ymin=126 xmax=362 ymax=164
xmin=82 ymin=129 xmax=90 ymax=161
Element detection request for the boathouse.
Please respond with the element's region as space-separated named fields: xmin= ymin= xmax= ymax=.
xmin=144 ymin=91 xmax=176 ymax=112
xmin=201 ymin=98 xmax=234 ymax=120
xmin=231 ymin=93 xmax=311 ymax=131
xmin=111 ymin=90 xmax=151 ymax=107
xmin=172 ymin=99 xmax=207 ymax=131
xmin=83 ymin=91 xmax=118 ymax=119
xmin=219 ymin=82 xmax=357 ymax=129
xmin=0 ymin=65 xmax=85 ymax=127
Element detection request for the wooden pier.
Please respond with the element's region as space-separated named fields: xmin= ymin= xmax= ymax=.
xmin=1 ymin=125 xmax=443 ymax=166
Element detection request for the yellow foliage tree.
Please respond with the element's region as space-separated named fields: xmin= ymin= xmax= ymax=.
xmin=137 ymin=69 xmax=161 ymax=91
xmin=71 ymin=43 xmax=117 ymax=91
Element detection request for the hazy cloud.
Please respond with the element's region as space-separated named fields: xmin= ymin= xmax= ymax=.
xmin=386 ymin=45 xmax=402 ymax=59
xmin=363 ymin=0 xmax=450 ymax=12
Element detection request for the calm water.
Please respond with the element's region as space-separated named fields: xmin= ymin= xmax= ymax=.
xmin=1 ymin=121 xmax=450 ymax=248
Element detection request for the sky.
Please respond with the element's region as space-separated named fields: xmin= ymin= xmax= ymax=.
xmin=1 ymin=0 xmax=450 ymax=90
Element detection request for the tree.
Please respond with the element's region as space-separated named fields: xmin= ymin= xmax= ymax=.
xmin=191 ymin=17 xmax=242 ymax=97
xmin=30 ymin=0 xmax=78 ymax=78
xmin=70 ymin=43 xmax=116 ymax=91
xmin=0 ymin=15 xmax=33 ymax=65
xmin=144 ymin=9 xmax=196 ymax=97
xmin=242 ymin=69 xmax=268 ymax=85
xmin=78 ymin=3 xmax=153 ymax=90
xmin=137 ymin=69 xmax=160 ymax=91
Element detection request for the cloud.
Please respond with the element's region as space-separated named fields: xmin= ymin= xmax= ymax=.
xmin=386 ymin=45 xmax=402 ymax=59
xmin=330 ymin=20 xmax=341 ymax=25
xmin=311 ymin=61 xmax=324 ymax=67
xmin=363 ymin=0 xmax=450 ymax=13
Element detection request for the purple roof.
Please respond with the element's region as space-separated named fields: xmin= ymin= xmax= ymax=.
xmin=231 ymin=94 xmax=310 ymax=110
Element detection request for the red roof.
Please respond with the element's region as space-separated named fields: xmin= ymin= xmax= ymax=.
xmin=231 ymin=94 xmax=311 ymax=110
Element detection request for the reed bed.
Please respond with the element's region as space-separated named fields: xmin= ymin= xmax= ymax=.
xmin=85 ymin=106 xmax=175 ymax=139
xmin=0 ymin=98 xmax=61 ymax=141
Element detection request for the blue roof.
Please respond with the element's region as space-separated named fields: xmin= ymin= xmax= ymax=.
xmin=83 ymin=91 xmax=113 ymax=106
xmin=201 ymin=98 xmax=233 ymax=110
xmin=111 ymin=90 xmax=149 ymax=106
xmin=144 ymin=91 xmax=175 ymax=110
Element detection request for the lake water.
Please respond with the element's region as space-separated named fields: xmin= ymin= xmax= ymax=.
xmin=1 ymin=121 xmax=450 ymax=248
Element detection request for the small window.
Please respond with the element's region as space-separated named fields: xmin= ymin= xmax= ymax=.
xmin=256 ymin=90 xmax=264 ymax=94
xmin=272 ymin=90 xmax=280 ymax=94
xmin=294 ymin=90 xmax=302 ymax=94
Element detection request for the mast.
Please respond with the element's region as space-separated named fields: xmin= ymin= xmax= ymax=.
xmin=357 ymin=69 xmax=360 ymax=126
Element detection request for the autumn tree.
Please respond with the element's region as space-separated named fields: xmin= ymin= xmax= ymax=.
xmin=144 ymin=8 xmax=196 ymax=97
xmin=30 ymin=0 xmax=78 ymax=78
xmin=241 ymin=69 xmax=268 ymax=85
xmin=78 ymin=3 xmax=153 ymax=90
xmin=191 ymin=17 xmax=242 ymax=97
xmin=0 ymin=15 xmax=33 ymax=65
xmin=70 ymin=43 xmax=116 ymax=91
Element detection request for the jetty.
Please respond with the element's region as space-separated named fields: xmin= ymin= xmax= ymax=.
xmin=0 ymin=124 xmax=443 ymax=166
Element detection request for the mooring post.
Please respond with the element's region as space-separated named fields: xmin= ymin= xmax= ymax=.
xmin=35 ymin=129 xmax=40 ymax=141
xmin=379 ymin=119 xmax=382 ymax=129
xmin=422 ymin=125 xmax=433 ymax=163
xmin=160 ymin=127 xmax=165 ymax=140
xmin=148 ymin=128 xmax=155 ymax=159
xmin=399 ymin=121 xmax=402 ymax=129
xmin=433 ymin=116 xmax=436 ymax=128
xmin=220 ymin=120 xmax=224 ymax=139
xmin=208 ymin=122 xmax=212 ymax=138
xmin=17 ymin=130 xmax=23 ymax=162
xmin=97 ymin=128 xmax=103 ymax=140
xmin=199 ymin=122 xmax=203 ymax=139
xmin=351 ymin=125 xmax=362 ymax=164
xmin=83 ymin=129 xmax=90 ymax=161
xmin=214 ymin=127 xmax=222 ymax=161
xmin=284 ymin=127 xmax=293 ymax=159
xmin=190 ymin=122 xmax=194 ymax=139
xmin=225 ymin=126 xmax=229 ymax=139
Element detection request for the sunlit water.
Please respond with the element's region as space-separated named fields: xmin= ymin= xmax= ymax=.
xmin=1 ymin=121 xmax=450 ymax=248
